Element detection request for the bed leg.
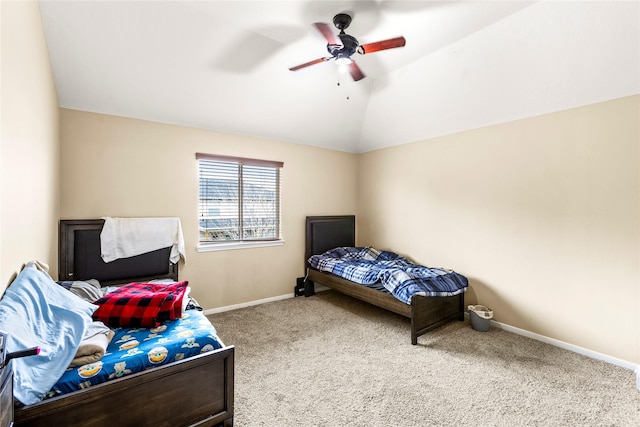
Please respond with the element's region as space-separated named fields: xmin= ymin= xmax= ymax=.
xmin=410 ymin=306 xmax=418 ymax=345
xmin=304 ymin=280 xmax=315 ymax=297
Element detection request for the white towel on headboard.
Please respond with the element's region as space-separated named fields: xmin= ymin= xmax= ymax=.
xmin=100 ymin=217 xmax=186 ymax=264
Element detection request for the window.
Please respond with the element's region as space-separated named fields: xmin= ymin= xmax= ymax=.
xmin=197 ymin=153 xmax=283 ymax=250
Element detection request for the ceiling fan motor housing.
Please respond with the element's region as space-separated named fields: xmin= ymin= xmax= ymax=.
xmin=328 ymin=33 xmax=359 ymax=58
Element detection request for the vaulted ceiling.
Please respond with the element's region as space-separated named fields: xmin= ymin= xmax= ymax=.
xmin=39 ymin=1 xmax=639 ymax=153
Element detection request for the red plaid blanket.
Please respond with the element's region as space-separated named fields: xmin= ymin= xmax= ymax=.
xmin=92 ymin=281 xmax=188 ymax=328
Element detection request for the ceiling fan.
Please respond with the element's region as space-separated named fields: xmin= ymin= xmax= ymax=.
xmin=289 ymin=13 xmax=406 ymax=82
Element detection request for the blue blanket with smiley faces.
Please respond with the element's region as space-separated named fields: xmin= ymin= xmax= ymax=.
xmin=47 ymin=309 xmax=224 ymax=398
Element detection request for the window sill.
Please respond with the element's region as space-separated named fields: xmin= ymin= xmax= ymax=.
xmin=197 ymin=239 xmax=285 ymax=253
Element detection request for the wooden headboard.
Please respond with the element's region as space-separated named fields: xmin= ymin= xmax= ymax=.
xmin=305 ymin=215 xmax=355 ymax=269
xmin=59 ymin=219 xmax=178 ymax=285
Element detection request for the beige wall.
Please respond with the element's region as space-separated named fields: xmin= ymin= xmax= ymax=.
xmin=358 ymin=95 xmax=639 ymax=364
xmin=59 ymin=109 xmax=358 ymax=309
xmin=0 ymin=1 xmax=60 ymax=290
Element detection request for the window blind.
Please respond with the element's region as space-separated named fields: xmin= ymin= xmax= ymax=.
xmin=197 ymin=153 xmax=282 ymax=244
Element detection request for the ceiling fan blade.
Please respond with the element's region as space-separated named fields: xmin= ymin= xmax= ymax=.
xmin=348 ymin=61 xmax=365 ymax=81
xmin=357 ymin=36 xmax=406 ymax=54
xmin=289 ymin=57 xmax=332 ymax=72
xmin=313 ymin=22 xmax=343 ymax=46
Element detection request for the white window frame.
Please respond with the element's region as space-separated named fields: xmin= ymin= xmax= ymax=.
xmin=196 ymin=153 xmax=284 ymax=252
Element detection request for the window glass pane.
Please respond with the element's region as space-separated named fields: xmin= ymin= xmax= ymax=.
xmin=243 ymin=165 xmax=278 ymax=240
xmin=199 ymin=160 xmax=240 ymax=241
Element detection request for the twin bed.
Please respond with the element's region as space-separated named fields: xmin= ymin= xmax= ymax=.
xmin=8 ymin=219 xmax=234 ymax=427
xmin=305 ymin=215 xmax=467 ymax=345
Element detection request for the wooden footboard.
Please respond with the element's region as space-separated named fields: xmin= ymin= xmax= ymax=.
xmin=15 ymin=345 xmax=234 ymax=427
xmin=411 ymin=294 xmax=464 ymax=345
xmin=308 ymin=269 xmax=464 ymax=345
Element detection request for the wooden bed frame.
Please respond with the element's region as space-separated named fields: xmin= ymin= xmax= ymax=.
xmin=305 ymin=215 xmax=464 ymax=345
xmin=14 ymin=219 xmax=234 ymax=427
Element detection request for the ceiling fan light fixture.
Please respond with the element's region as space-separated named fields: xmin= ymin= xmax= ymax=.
xmin=335 ymin=57 xmax=353 ymax=66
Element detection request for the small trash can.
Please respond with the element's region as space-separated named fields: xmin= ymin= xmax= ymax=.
xmin=468 ymin=305 xmax=493 ymax=332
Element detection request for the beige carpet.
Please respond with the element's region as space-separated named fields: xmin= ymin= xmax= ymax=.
xmin=207 ymin=290 xmax=639 ymax=426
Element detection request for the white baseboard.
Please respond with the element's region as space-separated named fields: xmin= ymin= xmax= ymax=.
xmin=206 ymin=293 xmax=639 ymax=390
xmin=202 ymin=285 xmax=330 ymax=316
xmin=474 ymin=314 xmax=639 ymax=385
xmin=203 ymin=293 xmax=295 ymax=315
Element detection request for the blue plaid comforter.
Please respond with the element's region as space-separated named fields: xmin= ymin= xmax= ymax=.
xmin=308 ymin=247 xmax=468 ymax=304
